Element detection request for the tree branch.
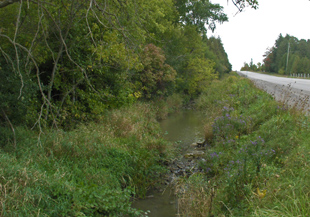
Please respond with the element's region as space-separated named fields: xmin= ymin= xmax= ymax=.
xmin=1 ymin=108 xmax=17 ymax=150
xmin=0 ymin=0 xmax=20 ymax=8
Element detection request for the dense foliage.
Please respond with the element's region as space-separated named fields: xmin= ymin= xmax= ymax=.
xmin=241 ymin=34 xmax=310 ymax=75
xmin=0 ymin=0 xmax=232 ymax=130
xmin=263 ymin=34 xmax=310 ymax=75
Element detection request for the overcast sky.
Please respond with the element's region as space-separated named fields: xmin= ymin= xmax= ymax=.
xmin=208 ymin=0 xmax=310 ymax=70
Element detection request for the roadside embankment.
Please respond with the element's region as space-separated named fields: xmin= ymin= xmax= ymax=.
xmin=175 ymin=72 xmax=310 ymax=216
xmin=238 ymin=71 xmax=310 ymax=112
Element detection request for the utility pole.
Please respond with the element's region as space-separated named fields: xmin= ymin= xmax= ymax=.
xmin=286 ymin=42 xmax=290 ymax=73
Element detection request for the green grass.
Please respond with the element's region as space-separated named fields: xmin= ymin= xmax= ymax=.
xmin=0 ymin=102 xmax=178 ymax=216
xmin=3 ymin=73 xmax=310 ymax=216
xmin=177 ymin=72 xmax=310 ymax=216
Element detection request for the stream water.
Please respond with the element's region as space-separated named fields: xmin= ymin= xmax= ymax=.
xmin=132 ymin=110 xmax=205 ymax=216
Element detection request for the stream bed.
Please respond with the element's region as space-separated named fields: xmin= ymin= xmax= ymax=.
xmin=132 ymin=110 xmax=206 ymax=216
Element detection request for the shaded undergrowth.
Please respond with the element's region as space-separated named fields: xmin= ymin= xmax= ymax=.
xmin=177 ymin=73 xmax=310 ymax=216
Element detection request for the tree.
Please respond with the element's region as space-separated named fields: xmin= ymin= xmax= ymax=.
xmin=161 ymin=24 xmax=229 ymax=96
xmin=0 ymin=0 xmax=233 ymax=131
xmin=206 ymin=37 xmax=232 ymax=76
xmin=291 ymin=55 xmax=301 ymax=74
xmin=134 ymin=44 xmax=176 ymax=99
xmin=263 ymin=34 xmax=310 ymax=74
xmin=231 ymin=0 xmax=259 ymax=12
xmin=175 ymin=0 xmax=228 ymax=34
xmin=240 ymin=62 xmax=250 ymax=71
xmin=0 ymin=0 xmax=179 ymax=127
xmin=300 ymin=56 xmax=310 ymax=74
xmin=257 ymin=62 xmax=262 ymax=71
xmin=263 ymin=47 xmax=276 ymax=72
xmin=185 ymin=57 xmax=217 ymax=97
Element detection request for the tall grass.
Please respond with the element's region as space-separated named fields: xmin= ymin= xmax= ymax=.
xmin=0 ymin=102 xmax=176 ymax=216
xmin=176 ymin=72 xmax=310 ymax=216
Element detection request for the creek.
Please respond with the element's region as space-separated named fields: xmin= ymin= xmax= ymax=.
xmin=132 ymin=110 xmax=206 ymax=216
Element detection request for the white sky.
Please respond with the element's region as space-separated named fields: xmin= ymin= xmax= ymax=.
xmin=208 ymin=0 xmax=310 ymax=70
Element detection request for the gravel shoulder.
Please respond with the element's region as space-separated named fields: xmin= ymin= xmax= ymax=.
xmin=237 ymin=71 xmax=310 ymax=112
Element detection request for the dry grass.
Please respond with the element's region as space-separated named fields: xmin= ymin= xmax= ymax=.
xmin=176 ymin=175 xmax=215 ymax=217
xmin=203 ymin=121 xmax=214 ymax=144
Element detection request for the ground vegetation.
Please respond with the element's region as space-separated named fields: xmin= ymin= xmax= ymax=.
xmin=0 ymin=1 xmax=261 ymax=215
xmin=176 ymin=73 xmax=310 ymax=216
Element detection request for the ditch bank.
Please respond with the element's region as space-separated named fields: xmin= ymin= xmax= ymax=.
xmin=132 ymin=110 xmax=208 ymax=216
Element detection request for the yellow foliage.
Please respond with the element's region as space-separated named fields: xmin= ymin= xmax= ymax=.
xmin=256 ymin=188 xmax=267 ymax=199
xmin=134 ymin=91 xmax=142 ymax=99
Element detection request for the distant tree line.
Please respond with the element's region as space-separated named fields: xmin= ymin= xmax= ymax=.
xmin=241 ymin=34 xmax=310 ymax=75
xmin=240 ymin=58 xmax=263 ymax=72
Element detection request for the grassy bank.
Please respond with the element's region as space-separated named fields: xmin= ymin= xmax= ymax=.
xmin=0 ymin=97 xmax=184 ymax=216
xmin=177 ymin=73 xmax=310 ymax=216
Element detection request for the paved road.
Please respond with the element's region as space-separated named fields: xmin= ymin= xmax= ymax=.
xmin=238 ymin=71 xmax=310 ymax=92
xmin=237 ymin=71 xmax=310 ymax=112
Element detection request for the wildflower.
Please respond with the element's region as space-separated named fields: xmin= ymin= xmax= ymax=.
xmin=251 ymin=141 xmax=257 ymax=145
xmin=210 ymin=152 xmax=219 ymax=158
xmin=256 ymin=188 xmax=267 ymax=199
xmin=222 ymin=106 xmax=229 ymax=111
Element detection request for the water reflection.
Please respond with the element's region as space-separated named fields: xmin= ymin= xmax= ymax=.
xmin=132 ymin=186 xmax=177 ymax=217
xmin=160 ymin=110 xmax=205 ymax=151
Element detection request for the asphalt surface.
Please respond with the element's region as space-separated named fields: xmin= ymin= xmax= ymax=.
xmin=237 ymin=71 xmax=310 ymax=112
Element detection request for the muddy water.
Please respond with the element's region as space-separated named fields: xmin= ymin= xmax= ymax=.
xmin=132 ymin=110 xmax=205 ymax=216
xmin=160 ymin=110 xmax=205 ymax=152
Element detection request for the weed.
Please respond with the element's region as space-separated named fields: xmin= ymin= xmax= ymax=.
xmin=176 ymin=174 xmax=216 ymax=217
xmin=178 ymin=73 xmax=310 ymax=216
xmin=0 ymin=102 xmax=175 ymax=216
